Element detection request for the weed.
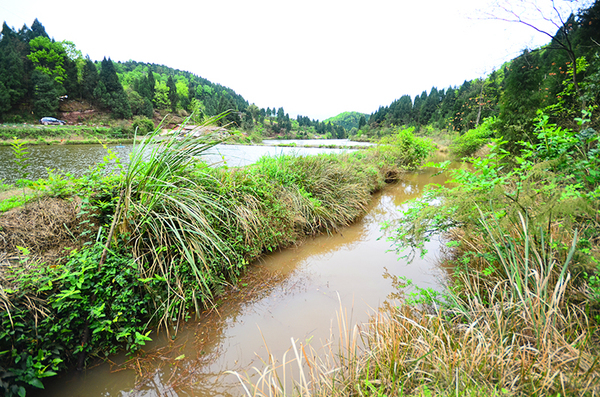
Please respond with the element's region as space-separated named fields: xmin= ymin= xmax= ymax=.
xmin=10 ymin=137 xmax=30 ymax=180
xmin=0 ymin=242 xmax=157 ymax=396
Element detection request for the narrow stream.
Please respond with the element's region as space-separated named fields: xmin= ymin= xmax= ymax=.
xmin=35 ymin=160 xmax=459 ymax=397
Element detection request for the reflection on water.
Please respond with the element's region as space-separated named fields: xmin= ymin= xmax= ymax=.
xmin=36 ymin=161 xmax=455 ymax=397
xmin=0 ymin=143 xmax=354 ymax=185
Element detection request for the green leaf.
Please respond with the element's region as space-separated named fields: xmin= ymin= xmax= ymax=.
xmin=28 ymin=377 xmax=44 ymax=389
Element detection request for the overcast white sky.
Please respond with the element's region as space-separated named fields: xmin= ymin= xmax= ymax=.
xmin=0 ymin=0 xmax=589 ymax=120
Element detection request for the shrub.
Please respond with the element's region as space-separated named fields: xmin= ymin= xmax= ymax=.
xmin=449 ymin=117 xmax=495 ymax=158
xmin=0 ymin=243 xmax=156 ymax=396
xmin=131 ymin=116 xmax=155 ymax=134
xmin=372 ymin=126 xmax=435 ymax=170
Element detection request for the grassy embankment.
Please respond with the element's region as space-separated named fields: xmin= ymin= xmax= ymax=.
xmin=0 ymin=121 xmax=433 ymax=396
xmin=237 ymin=113 xmax=600 ymax=396
xmin=0 ymin=124 xmax=136 ymax=146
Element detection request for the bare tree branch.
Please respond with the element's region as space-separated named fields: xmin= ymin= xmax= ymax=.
xmin=481 ymin=0 xmax=589 ymax=111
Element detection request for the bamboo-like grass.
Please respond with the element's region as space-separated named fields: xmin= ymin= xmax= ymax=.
xmin=105 ymin=117 xmax=421 ymax=330
xmin=109 ymin=114 xmax=238 ymax=328
xmin=235 ymin=214 xmax=600 ymax=396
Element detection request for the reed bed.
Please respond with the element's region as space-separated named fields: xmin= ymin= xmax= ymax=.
xmin=236 ymin=214 xmax=600 ymax=396
xmin=0 ymin=120 xmax=434 ymax=395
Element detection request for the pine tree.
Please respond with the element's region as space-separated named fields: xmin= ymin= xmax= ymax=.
xmin=358 ymin=115 xmax=366 ymax=129
xmin=421 ymin=87 xmax=439 ymax=125
xmin=0 ymin=23 xmax=26 ymax=109
xmin=30 ymin=18 xmax=49 ymax=39
xmin=63 ymin=57 xmax=79 ymax=97
xmin=32 ymin=70 xmax=59 ymax=118
xmin=98 ymin=57 xmax=132 ymax=118
xmin=147 ymin=70 xmax=156 ymax=102
xmin=166 ymin=76 xmax=178 ymax=112
xmin=81 ymin=58 xmax=99 ymax=100
xmin=99 ymin=57 xmax=121 ymax=92
xmin=0 ymin=81 xmax=12 ymax=119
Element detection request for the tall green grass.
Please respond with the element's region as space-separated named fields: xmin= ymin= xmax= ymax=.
xmin=103 ymin=118 xmax=434 ymax=329
xmin=0 ymin=119 xmax=434 ymax=394
xmin=108 ymin=115 xmax=234 ymax=327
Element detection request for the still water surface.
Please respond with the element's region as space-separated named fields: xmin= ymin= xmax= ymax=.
xmin=0 ymin=143 xmax=353 ymax=185
xmin=262 ymin=138 xmax=372 ymax=147
xmin=33 ymin=156 xmax=460 ymax=397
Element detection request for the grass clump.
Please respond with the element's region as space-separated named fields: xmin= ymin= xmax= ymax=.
xmin=0 ymin=115 xmax=435 ymax=395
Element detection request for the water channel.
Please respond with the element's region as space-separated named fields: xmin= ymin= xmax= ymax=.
xmin=11 ymin=142 xmax=459 ymax=396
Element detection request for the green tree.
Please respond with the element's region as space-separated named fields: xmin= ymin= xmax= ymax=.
xmin=421 ymin=87 xmax=439 ymax=125
xmin=358 ymin=115 xmax=366 ymax=129
xmin=30 ymin=18 xmax=49 ymax=39
xmin=98 ymin=57 xmax=132 ymax=118
xmin=147 ymin=70 xmax=156 ymax=102
xmin=99 ymin=57 xmax=122 ymax=92
xmin=391 ymin=95 xmax=413 ymax=126
xmin=0 ymin=24 xmax=26 ymax=110
xmin=497 ymin=50 xmax=544 ymax=149
xmin=276 ymin=107 xmax=285 ymax=125
xmin=81 ymin=58 xmax=99 ymax=100
xmin=166 ymin=76 xmax=178 ymax=111
xmin=32 ymin=70 xmax=59 ymax=118
xmin=154 ymin=82 xmax=170 ymax=110
xmin=27 ymin=36 xmax=68 ymax=86
xmin=0 ymin=81 xmax=12 ymax=119
xmin=63 ymin=57 xmax=80 ymax=98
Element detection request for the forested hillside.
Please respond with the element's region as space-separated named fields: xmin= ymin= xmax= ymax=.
xmin=324 ymin=111 xmax=369 ymax=132
xmin=0 ymin=19 xmax=249 ymax=126
xmin=364 ymin=1 xmax=600 ymax=148
xmin=0 ymin=20 xmax=349 ymax=138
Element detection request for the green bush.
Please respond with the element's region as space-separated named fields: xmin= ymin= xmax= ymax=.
xmin=449 ymin=117 xmax=495 ymax=158
xmin=373 ymin=126 xmax=435 ymax=170
xmin=131 ymin=116 xmax=155 ymax=134
xmin=0 ymin=243 xmax=156 ymax=396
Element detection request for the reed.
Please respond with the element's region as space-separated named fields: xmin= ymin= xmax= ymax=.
xmin=109 ymin=114 xmax=235 ymax=327
xmin=236 ymin=214 xmax=600 ymax=396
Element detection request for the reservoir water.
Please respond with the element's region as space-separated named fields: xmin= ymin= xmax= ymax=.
xmin=0 ymin=142 xmax=355 ymax=185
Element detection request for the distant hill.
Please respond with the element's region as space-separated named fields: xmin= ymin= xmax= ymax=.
xmin=324 ymin=111 xmax=369 ymax=131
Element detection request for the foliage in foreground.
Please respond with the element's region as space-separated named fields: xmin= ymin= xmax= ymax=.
xmin=0 ymin=121 xmax=434 ymax=395
xmin=0 ymin=244 xmax=155 ymax=397
xmin=236 ymin=109 xmax=600 ymax=395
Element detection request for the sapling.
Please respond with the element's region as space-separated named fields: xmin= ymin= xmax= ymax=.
xmin=9 ymin=137 xmax=34 ymax=208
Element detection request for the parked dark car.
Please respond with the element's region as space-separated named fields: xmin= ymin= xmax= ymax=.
xmin=40 ymin=117 xmax=66 ymax=125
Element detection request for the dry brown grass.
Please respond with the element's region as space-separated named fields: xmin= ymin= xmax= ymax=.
xmin=0 ymin=196 xmax=89 ymax=264
xmin=235 ymin=215 xmax=600 ymax=397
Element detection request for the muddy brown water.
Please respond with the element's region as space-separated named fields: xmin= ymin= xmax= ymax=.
xmin=32 ymin=157 xmax=462 ymax=397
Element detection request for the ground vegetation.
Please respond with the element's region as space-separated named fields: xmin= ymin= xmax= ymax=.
xmin=0 ymin=116 xmax=433 ymax=396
